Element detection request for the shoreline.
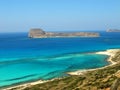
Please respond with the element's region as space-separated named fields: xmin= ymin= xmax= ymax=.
xmin=3 ymin=79 xmax=56 ymax=90
xmin=67 ymin=49 xmax=120 ymax=75
xmin=3 ymin=49 xmax=120 ymax=90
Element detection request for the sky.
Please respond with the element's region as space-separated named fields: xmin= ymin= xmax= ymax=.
xmin=0 ymin=0 xmax=120 ymax=32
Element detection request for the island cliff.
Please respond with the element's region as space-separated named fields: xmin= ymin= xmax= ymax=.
xmin=28 ymin=28 xmax=100 ymax=38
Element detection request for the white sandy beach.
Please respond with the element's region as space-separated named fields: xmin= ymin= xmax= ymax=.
xmin=4 ymin=78 xmax=62 ymax=90
xmin=67 ymin=49 xmax=120 ymax=75
xmin=96 ymin=49 xmax=119 ymax=64
xmin=4 ymin=80 xmax=46 ymax=90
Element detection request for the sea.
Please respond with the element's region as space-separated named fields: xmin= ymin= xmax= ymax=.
xmin=0 ymin=31 xmax=120 ymax=87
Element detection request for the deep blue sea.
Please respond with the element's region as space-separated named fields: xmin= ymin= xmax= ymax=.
xmin=0 ymin=31 xmax=120 ymax=87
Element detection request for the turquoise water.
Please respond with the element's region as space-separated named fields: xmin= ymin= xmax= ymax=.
xmin=0 ymin=31 xmax=120 ymax=87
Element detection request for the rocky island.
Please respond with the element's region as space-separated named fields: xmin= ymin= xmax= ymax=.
xmin=28 ymin=28 xmax=100 ymax=38
xmin=107 ymin=29 xmax=120 ymax=32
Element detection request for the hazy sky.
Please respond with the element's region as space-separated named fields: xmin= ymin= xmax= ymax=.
xmin=0 ymin=0 xmax=120 ymax=32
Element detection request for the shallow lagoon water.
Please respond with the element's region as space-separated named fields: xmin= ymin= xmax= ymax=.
xmin=0 ymin=31 xmax=120 ymax=87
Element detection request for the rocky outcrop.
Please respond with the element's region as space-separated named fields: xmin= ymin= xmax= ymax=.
xmin=29 ymin=28 xmax=100 ymax=38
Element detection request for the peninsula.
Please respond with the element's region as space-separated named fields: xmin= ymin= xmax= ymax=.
xmin=28 ymin=29 xmax=100 ymax=38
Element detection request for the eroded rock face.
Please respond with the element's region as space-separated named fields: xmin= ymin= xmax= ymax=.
xmin=28 ymin=28 xmax=100 ymax=38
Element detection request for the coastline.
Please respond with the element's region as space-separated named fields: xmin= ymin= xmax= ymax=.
xmin=4 ymin=79 xmax=53 ymax=90
xmin=3 ymin=49 xmax=120 ymax=90
xmin=67 ymin=49 xmax=120 ymax=75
